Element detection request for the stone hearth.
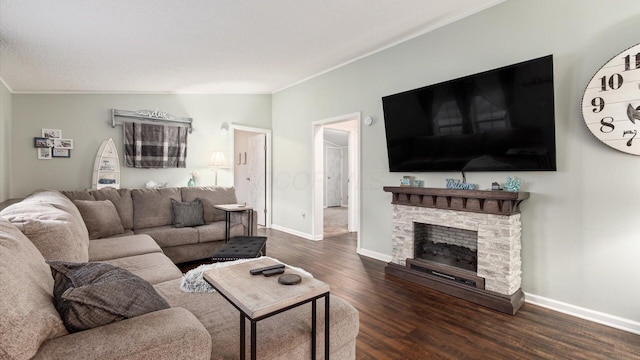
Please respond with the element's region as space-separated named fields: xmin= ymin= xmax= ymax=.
xmin=383 ymin=186 xmax=529 ymax=314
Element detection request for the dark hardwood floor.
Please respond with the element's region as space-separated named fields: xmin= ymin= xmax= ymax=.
xmin=180 ymin=228 xmax=640 ymax=359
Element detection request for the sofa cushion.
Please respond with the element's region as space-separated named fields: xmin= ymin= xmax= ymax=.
xmin=63 ymin=188 xmax=135 ymax=230
xmin=0 ymin=219 xmax=68 ymax=359
xmin=88 ymin=234 xmax=163 ymax=261
xmin=73 ymin=200 xmax=125 ymax=239
xmin=0 ymin=190 xmax=89 ymax=262
xmin=104 ymin=252 xmax=183 ymax=285
xmin=171 ymin=198 xmax=205 ymax=228
xmin=135 ymin=225 xmax=199 ymax=247
xmin=196 ymin=221 xmax=245 ymax=243
xmin=131 ymin=188 xmax=182 ymax=229
xmin=48 ymin=261 xmax=170 ymax=333
xmin=181 ymin=186 xmax=238 ymax=223
xmin=92 ymin=188 xmax=134 ymax=230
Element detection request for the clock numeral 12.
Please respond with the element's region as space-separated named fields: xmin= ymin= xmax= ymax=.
xmin=624 ymin=52 xmax=640 ymax=71
xmin=600 ymin=73 xmax=623 ymax=91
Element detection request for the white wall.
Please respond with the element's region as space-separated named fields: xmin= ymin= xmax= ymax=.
xmin=10 ymin=94 xmax=271 ymax=197
xmin=0 ymin=81 xmax=12 ymax=202
xmin=272 ymin=0 xmax=640 ymax=323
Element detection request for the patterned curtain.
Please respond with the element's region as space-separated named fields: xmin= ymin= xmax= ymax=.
xmin=123 ymin=122 xmax=188 ymax=168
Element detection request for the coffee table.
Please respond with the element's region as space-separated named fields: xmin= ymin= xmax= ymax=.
xmin=203 ymin=258 xmax=330 ymax=360
xmin=214 ymin=204 xmax=254 ymax=242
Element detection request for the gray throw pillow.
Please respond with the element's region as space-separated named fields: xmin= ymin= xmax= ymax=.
xmin=73 ymin=200 xmax=124 ymax=239
xmin=47 ymin=261 xmax=170 ymax=333
xmin=171 ymin=198 xmax=205 ymax=228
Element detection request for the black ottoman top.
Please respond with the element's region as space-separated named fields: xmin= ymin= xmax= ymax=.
xmin=213 ymin=236 xmax=267 ymax=261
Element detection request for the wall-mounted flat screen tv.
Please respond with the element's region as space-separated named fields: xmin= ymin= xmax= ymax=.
xmin=382 ymin=55 xmax=556 ymax=172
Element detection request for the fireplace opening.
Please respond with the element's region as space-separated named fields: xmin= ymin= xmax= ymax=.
xmin=413 ymin=223 xmax=478 ymax=272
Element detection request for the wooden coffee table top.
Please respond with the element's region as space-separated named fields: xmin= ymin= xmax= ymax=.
xmin=203 ymin=258 xmax=329 ymax=319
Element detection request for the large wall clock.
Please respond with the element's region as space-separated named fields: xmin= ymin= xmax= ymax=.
xmin=582 ymin=43 xmax=640 ymax=155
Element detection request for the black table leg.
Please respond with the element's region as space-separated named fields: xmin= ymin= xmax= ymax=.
xmin=251 ymin=320 xmax=257 ymax=360
xmin=325 ymin=293 xmax=330 ymax=359
xmin=312 ymin=299 xmax=317 ymax=360
xmin=225 ymin=211 xmax=230 ymax=242
xmin=240 ymin=314 xmax=245 ymax=359
xmin=248 ymin=209 xmax=253 ymax=236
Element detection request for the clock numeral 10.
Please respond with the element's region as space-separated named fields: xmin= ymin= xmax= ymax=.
xmin=600 ymin=73 xmax=623 ymax=91
xmin=624 ymin=52 xmax=640 ymax=71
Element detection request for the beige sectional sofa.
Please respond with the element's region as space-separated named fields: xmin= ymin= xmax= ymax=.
xmin=0 ymin=189 xmax=359 ymax=359
xmin=61 ymin=186 xmax=257 ymax=264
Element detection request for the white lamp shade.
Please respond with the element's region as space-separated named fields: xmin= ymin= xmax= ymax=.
xmin=210 ymin=151 xmax=228 ymax=167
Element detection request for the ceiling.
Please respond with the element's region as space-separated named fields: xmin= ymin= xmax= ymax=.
xmin=0 ymin=0 xmax=505 ymax=94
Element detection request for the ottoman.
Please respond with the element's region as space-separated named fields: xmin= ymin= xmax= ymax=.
xmin=212 ymin=236 xmax=267 ymax=262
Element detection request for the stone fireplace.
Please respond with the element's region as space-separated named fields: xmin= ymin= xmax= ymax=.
xmin=383 ymin=186 xmax=529 ymax=314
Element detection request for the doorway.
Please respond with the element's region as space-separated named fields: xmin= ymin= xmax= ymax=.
xmin=312 ymin=113 xmax=360 ymax=248
xmin=323 ymin=129 xmax=348 ymax=238
xmin=231 ymin=125 xmax=271 ymax=227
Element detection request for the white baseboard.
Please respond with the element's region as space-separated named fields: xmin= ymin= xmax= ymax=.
xmin=525 ymin=292 xmax=640 ymax=335
xmin=270 ymin=224 xmax=317 ymax=241
xmin=357 ymin=248 xmax=392 ymax=263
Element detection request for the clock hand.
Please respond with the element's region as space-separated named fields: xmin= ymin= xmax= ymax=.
xmin=627 ymin=104 xmax=640 ymax=124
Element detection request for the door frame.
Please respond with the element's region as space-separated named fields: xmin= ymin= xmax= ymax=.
xmin=311 ymin=112 xmax=361 ymax=248
xmin=230 ymin=124 xmax=272 ymax=228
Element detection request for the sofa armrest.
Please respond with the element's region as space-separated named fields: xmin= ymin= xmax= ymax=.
xmin=230 ymin=209 xmax=259 ymax=234
xmin=33 ymin=308 xmax=211 ymax=360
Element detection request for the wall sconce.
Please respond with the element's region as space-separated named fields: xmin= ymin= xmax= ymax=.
xmin=220 ymin=122 xmax=229 ymax=134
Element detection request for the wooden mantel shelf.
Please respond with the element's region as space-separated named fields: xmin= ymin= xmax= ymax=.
xmin=383 ymin=186 xmax=529 ymax=216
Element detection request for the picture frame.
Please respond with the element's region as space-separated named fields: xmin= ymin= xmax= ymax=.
xmin=52 ymin=148 xmax=71 ymax=158
xmin=34 ymin=137 xmax=50 ymax=148
xmin=42 ymin=128 xmax=62 ymax=139
xmin=53 ymin=138 xmax=74 ymax=149
xmin=37 ymin=147 xmax=52 ymax=160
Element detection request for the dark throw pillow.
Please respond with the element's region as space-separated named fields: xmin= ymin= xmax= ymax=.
xmin=171 ymin=198 xmax=205 ymax=228
xmin=47 ymin=261 xmax=170 ymax=333
xmin=73 ymin=199 xmax=125 ymax=239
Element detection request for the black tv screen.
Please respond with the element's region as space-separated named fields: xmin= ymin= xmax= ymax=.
xmin=382 ymin=55 xmax=556 ymax=172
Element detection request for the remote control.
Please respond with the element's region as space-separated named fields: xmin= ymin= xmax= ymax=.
xmin=263 ymin=268 xmax=285 ymax=277
xmin=249 ymin=264 xmax=285 ymax=275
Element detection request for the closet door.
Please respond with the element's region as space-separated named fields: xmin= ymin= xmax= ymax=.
xmin=325 ymin=147 xmax=341 ymax=207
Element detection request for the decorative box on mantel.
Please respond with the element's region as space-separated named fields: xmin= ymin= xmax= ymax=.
xmin=383 ymin=186 xmax=530 ymax=315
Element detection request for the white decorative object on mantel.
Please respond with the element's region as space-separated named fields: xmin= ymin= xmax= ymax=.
xmin=92 ymin=138 xmax=120 ymax=189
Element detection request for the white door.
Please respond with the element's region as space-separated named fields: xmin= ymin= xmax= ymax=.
xmin=248 ymin=134 xmax=266 ymax=225
xmin=325 ymin=147 xmax=342 ymax=207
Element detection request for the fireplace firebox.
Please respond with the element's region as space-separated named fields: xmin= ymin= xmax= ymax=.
xmin=413 ymin=223 xmax=478 ymax=272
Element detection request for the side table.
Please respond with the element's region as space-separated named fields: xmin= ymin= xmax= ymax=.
xmin=214 ymin=204 xmax=254 ymax=242
xmin=203 ymin=258 xmax=330 ymax=360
